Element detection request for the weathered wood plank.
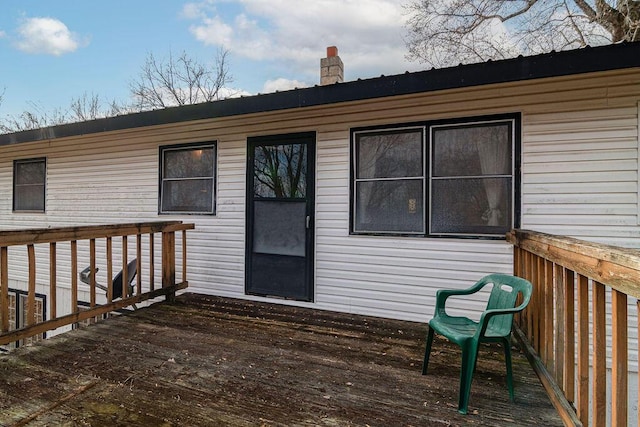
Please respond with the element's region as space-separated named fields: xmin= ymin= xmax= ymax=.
xmin=182 ymin=230 xmax=187 ymax=285
xmin=122 ymin=236 xmax=128 ymax=299
xmin=162 ymin=231 xmax=176 ymax=302
xmin=27 ymin=244 xmax=36 ymax=327
xmin=562 ymin=269 xmax=575 ymax=402
xmin=611 ymin=289 xmax=628 ymax=427
xmin=49 ymin=243 xmax=57 ymax=320
xmin=136 ymin=234 xmax=142 ymax=295
xmin=544 ymin=260 xmax=554 ymax=370
xmin=576 ymin=274 xmax=590 ymax=426
xmin=149 ymin=233 xmax=155 ymax=291
xmin=554 ymin=264 xmax=565 ymax=387
xmin=106 ymin=237 xmax=113 ymax=302
xmin=0 ymin=222 xmax=193 ymax=247
xmin=0 ymin=247 xmax=8 ymax=333
xmin=71 ymin=241 xmax=78 ymax=313
xmin=507 ymin=230 xmax=640 ymax=298
xmin=592 ymin=281 xmax=606 ymax=427
xmin=89 ymin=238 xmax=96 ymax=307
xmin=0 ymin=294 xmax=564 ymax=426
xmin=0 ymin=282 xmax=187 ymax=346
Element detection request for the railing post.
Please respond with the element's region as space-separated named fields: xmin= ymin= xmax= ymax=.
xmin=162 ymin=230 xmax=176 ymax=302
xmin=27 ymin=244 xmax=36 ymax=327
xmin=592 ymin=281 xmax=607 ymax=427
xmin=577 ymin=274 xmax=590 ymax=425
xmin=49 ymin=243 xmax=57 ymax=320
xmin=611 ymin=289 xmax=628 ymax=426
xmin=1 ymin=247 xmax=8 ymax=333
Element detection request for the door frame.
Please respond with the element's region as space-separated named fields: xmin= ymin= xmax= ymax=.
xmin=244 ymin=131 xmax=316 ymax=301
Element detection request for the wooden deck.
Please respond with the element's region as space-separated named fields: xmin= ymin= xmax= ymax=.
xmin=0 ymin=294 xmax=562 ymax=426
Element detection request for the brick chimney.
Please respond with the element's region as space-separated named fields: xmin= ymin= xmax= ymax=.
xmin=320 ymin=46 xmax=344 ymax=85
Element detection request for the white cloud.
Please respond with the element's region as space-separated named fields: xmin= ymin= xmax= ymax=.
xmin=218 ymin=86 xmax=252 ymax=98
xmin=15 ymin=17 xmax=84 ymax=56
xmin=183 ymin=0 xmax=421 ymax=84
xmin=0 ymin=30 xmax=6 ymax=38
xmin=262 ymin=78 xmax=308 ymax=93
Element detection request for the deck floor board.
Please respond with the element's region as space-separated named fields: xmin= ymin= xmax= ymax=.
xmin=0 ymin=293 xmax=562 ymax=426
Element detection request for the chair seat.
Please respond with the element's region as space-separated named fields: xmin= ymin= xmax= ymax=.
xmin=429 ymin=316 xmax=477 ymax=344
xmin=430 ymin=315 xmax=505 ymax=344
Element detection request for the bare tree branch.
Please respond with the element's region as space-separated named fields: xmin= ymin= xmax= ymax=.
xmin=129 ymin=48 xmax=232 ymax=111
xmin=405 ymin=0 xmax=640 ymax=67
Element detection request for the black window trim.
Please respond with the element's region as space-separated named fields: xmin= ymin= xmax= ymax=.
xmin=13 ymin=157 xmax=46 ymax=213
xmin=350 ymin=113 xmax=521 ymax=240
xmin=158 ymin=141 xmax=217 ymax=215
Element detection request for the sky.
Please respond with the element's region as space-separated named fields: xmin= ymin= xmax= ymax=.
xmin=0 ymin=0 xmax=422 ymax=118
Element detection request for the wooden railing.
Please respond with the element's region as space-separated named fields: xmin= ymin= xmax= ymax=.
xmin=0 ymin=221 xmax=194 ymax=347
xmin=508 ymin=229 xmax=640 ymax=427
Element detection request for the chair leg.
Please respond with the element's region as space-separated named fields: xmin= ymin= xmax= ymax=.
xmin=458 ymin=343 xmax=479 ymax=415
xmin=503 ymin=338 xmax=514 ymax=402
xmin=422 ymin=327 xmax=435 ymax=375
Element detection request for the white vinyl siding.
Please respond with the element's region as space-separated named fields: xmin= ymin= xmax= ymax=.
xmin=521 ymin=106 xmax=640 ymax=246
xmin=0 ymin=67 xmax=636 ymax=326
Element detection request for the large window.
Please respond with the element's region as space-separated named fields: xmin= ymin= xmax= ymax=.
xmin=13 ymin=158 xmax=46 ymax=212
xmin=159 ymin=142 xmax=216 ymax=214
xmin=351 ymin=116 xmax=518 ymax=238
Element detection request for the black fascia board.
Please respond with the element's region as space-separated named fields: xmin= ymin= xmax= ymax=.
xmin=1 ymin=41 xmax=639 ymax=147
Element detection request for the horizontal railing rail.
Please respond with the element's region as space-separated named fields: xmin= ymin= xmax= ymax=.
xmin=508 ymin=229 xmax=640 ymax=427
xmin=0 ymin=221 xmax=194 ymax=347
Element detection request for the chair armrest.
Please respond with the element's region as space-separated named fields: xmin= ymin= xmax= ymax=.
xmin=476 ymin=296 xmax=531 ymax=338
xmin=434 ymin=280 xmax=493 ymax=316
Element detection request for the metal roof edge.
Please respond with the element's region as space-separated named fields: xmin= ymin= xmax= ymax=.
xmin=1 ymin=41 xmax=639 ymax=146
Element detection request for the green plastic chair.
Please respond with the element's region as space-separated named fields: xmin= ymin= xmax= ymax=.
xmin=421 ymin=273 xmax=533 ymax=414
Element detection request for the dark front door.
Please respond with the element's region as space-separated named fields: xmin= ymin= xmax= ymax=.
xmin=245 ymin=132 xmax=315 ymax=301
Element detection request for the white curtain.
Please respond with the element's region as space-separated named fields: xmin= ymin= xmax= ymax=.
xmin=476 ymin=126 xmax=509 ymax=226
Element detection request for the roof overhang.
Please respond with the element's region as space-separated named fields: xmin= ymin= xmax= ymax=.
xmin=1 ymin=41 xmax=639 ymax=146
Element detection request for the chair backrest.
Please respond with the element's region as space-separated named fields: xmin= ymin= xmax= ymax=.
xmin=483 ymin=273 xmax=533 ymax=336
xmin=112 ymin=259 xmax=137 ymax=300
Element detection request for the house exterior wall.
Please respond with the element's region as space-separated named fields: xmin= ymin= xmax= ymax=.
xmin=0 ymin=68 xmax=638 ymax=326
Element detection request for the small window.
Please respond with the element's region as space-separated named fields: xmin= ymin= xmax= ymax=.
xmin=159 ymin=143 xmax=216 ymax=214
xmin=13 ymin=158 xmax=46 ymax=212
xmin=353 ymin=128 xmax=425 ymax=233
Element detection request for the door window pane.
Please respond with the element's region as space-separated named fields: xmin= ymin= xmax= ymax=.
xmin=253 ymin=200 xmax=306 ymax=256
xmin=13 ymin=158 xmax=46 ymax=212
xmin=160 ymin=143 xmax=216 ymax=214
xmin=253 ymin=143 xmax=307 ymax=198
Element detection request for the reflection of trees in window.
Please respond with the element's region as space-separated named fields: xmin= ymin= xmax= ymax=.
xmin=352 ymin=119 xmax=515 ymax=236
xmin=254 ymin=144 xmax=306 ymax=198
xmin=164 ymin=148 xmax=214 ymax=179
xmin=160 ymin=144 xmax=216 ymax=214
xmin=14 ymin=158 xmax=46 ymax=212
xmin=431 ymin=123 xmax=512 ymax=233
xmin=354 ymin=129 xmax=425 ymax=233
